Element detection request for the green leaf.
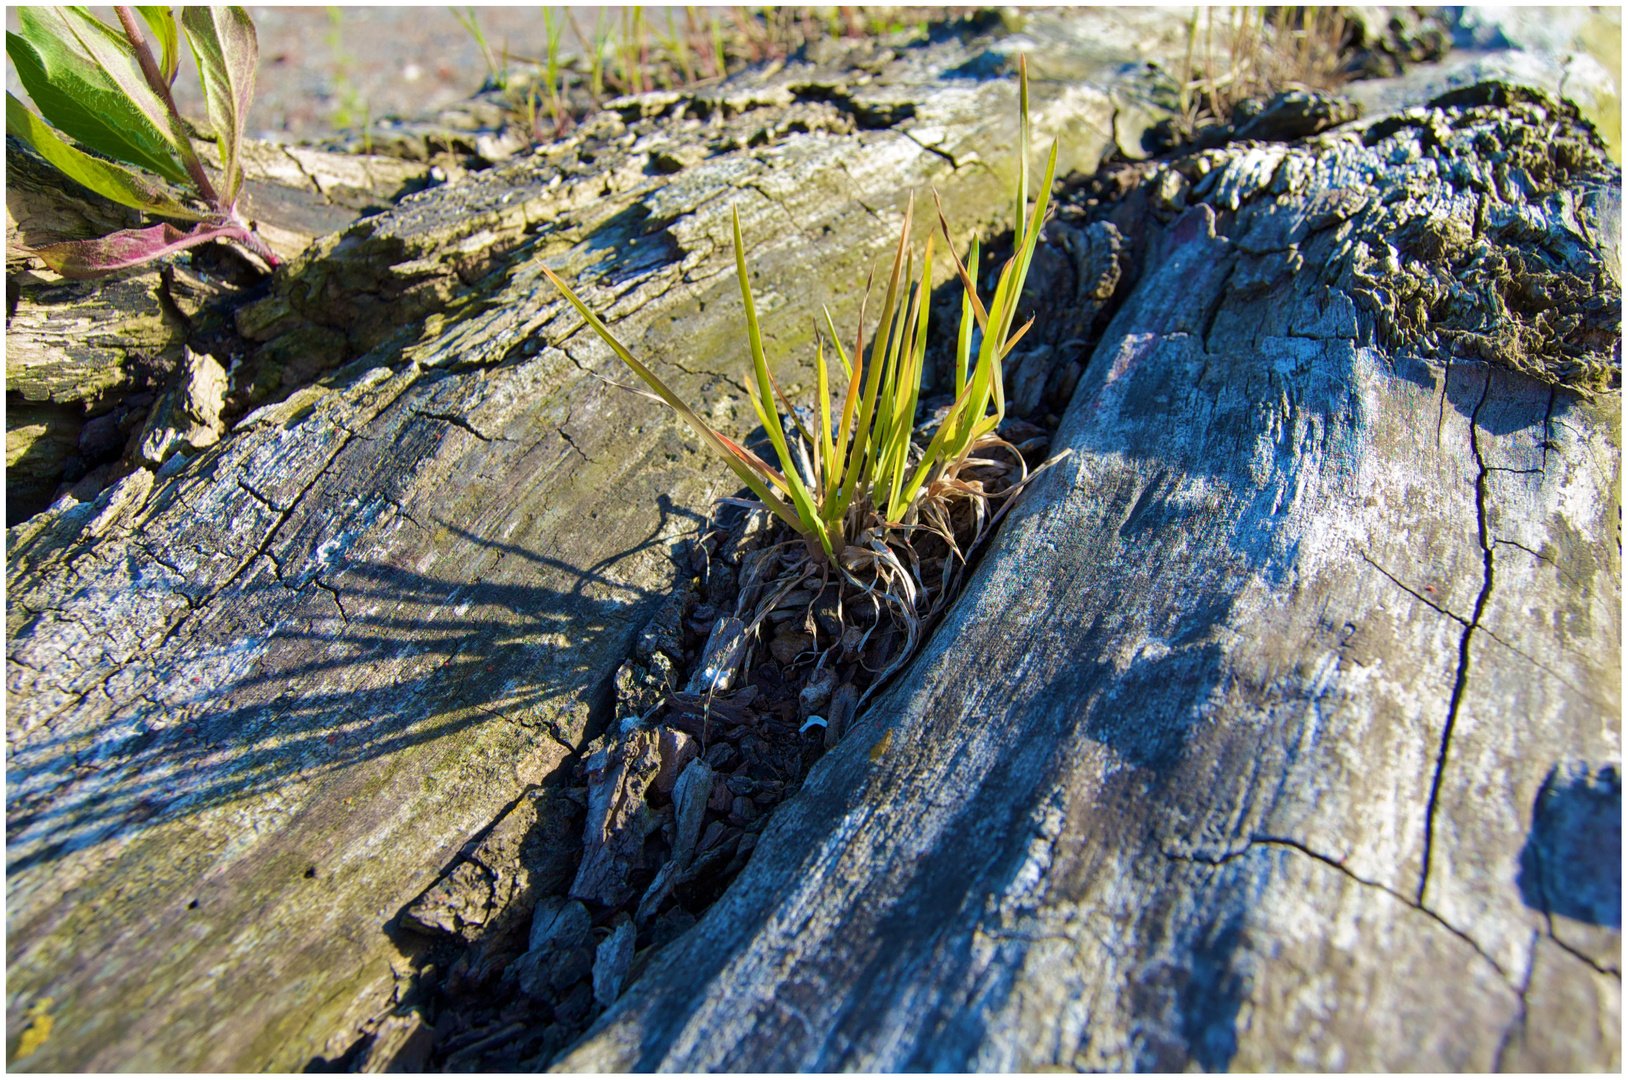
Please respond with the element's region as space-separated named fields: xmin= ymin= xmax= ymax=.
xmin=7 ymin=15 xmax=188 ymax=185
xmin=181 ymin=6 xmax=258 ymax=207
xmin=59 ymin=6 xmax=217 ymax=202
xmin=50 ymin=7 xmax=197 ymax=175
xmin=137 ymin=7 xmax=182 ymax=85
xmin=7 ymin=92 xmax=207 ymax=222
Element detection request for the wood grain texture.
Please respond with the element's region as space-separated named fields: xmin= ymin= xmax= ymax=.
xmin=4 ymin=24 xmax=1183 ymax=1070
xmin=558 ymin=90 xmax=1620 ymax=1072
xmin=5 ymin=136 xmax=427 ymax=522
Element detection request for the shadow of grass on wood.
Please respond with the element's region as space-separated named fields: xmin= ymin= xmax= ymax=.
xmin=4 ymin=503 xmax=706 ymax=878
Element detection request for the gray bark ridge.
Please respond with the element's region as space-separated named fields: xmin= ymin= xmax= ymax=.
xmin=557 ymin=87 xmax=1621 ymax=1071
xmin=3 ymin=16 xmax=1197 ymax=1072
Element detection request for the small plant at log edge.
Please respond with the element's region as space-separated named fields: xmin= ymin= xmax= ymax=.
xmin=544 ymin=58 xmax=1065 ymax=686
xmin=6 ymin=6 xmax=278 ymax=278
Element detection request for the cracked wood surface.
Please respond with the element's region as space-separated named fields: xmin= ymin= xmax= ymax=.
xmin=4 ymin=18 xmax=1192 ymax=1071
xmin=5 ymin=136 xmax=428 ymax=523
xmin=559 ymin=92 xmax=1620 ymax=1071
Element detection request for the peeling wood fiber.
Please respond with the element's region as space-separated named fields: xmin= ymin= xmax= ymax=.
xmin=558 ymin=87 xmax=1621 ymax=1073
xmin=4 ymin=23 xmax=1165 ymax=1072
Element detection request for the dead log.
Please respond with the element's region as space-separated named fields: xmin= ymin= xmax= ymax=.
xmin=4 ymin=17 xmax=1166 ymax=1071
xmin=8 ymin=10 xmax=1617 ymax=1070
xmin=556 ymin=87 xmax=1621 ymax=1071
xmin=5 ymin=135 xmax=428 ymax=524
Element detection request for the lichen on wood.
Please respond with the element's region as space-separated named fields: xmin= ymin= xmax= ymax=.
xmin=557 ymin=83 xmax=1620 ymax=1074
xmin=3 ymin=18 xmax=1177 ymax=1070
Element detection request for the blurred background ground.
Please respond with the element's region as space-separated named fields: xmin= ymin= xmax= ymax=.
xmin=9 ymin=6 xmax=977 ymax=143
xmin=6 ymin=7 xmax=1620 ymax=157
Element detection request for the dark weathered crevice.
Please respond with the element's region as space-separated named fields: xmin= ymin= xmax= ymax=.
xmin=1491 ymin=537 xmax=1574 ymax=580
xmin=1492 ymin=930 xmax=1541 ymax=1071
xmin=1418 ymin=365 xmax=1496 ymax=905
xmin=235 ymin=476 xmax=282 ymax=512
xmin=555 ymin=426 xmax=592 ymax=466
xmin=836 ymin=163 xmax=888 ymax=225
xmin=414 ymin=410 xmax=501 ymax=443
xmin=1474 ymin=625 xmax=1613 ymax=708
xmin=901 ymin=130 xmax=961 ymax=169
xmin=313 ymin=579 xmax=351 ymax=623
xmin=133 ymin=540 xmax=187 ymax=581
xmin=1258 ymin=836 xmax=1511 ymax=981
xmin=746 ymin=183 xmax=819 ymax=242
xmin=147 ymin=358 xmax=422 ymax=651
xmin=1539 ymin=385 xmax=1557 ymax=473
xmin=1547 ymin=931 xmax=1622 ymax=979
xmin=1434 ymin=361 xmax=1451 ymax=446
xmin=1359 ymin=552 xmax=1470 ymax=624
xmin=1168 ymin=833 xmax=1512 ymax=983
xmin=1199 ymin=262 xmax=1236 ymax=353
xmin=386 ymin=496 xmax=430 ymax=534
xmin=146 ymin=416 xmax=364 ymax=655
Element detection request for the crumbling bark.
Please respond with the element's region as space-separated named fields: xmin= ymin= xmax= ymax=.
xmin=4 ymin=18 xmax=1153 ymax=1071
xmin=6 ymin=11 xmax=1617 ymax=1073
xmin=557 ymin=87 xmax=1620 ymax=1072
xmin=5 ymin=136 xmax=429 ymax=523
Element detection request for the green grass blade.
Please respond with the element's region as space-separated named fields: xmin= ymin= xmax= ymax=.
xmin=931 ymin=187 xmax=988 ymax=330
xmin=970 ymin=256 xmax=1017 ymax=425
xmin=820 ymin=304 xmax=853 ymax=381
xmin=762 ymin=361 xmax=827 ymax=497
xmin=838 ymin=194 xmax=912 ymax=517
xmin=882 ymin=231 xmax=935 ymax=519
xmin=869 ymin=244 xmax=913 ymax=493
xmin=956 ymin=236 xmax=978 ymax=400
xmin=1017 ymin=53 xmax=1030 ymax=243
xmin=1012 ymin=139 xmax=1060 ymax=302
xmin=887 ymin=233 xmax=933 ymax=517
xmin=732 ymin=205 xmax=831 ymax=555
xmin=896 ymin=345 xmax=993 ymax=513
xmin=816 ymin=336 xmax=834 ymax=495
xmin=539 ymin=263 xmax=808 ymax=537
xmin=823 ymin=302 xmax=863 ymax=516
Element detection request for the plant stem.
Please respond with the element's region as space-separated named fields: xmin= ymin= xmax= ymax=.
xmin=227 ymin=205 xmax=280 ymax=267
xmin=114 ymin=5 xmax=219 ymax=206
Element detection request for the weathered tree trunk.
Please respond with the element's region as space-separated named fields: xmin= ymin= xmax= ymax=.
xmin=5 ymin=136 xmax=429 ymax=523
xmin=6 ymin=11 xmax=1618 ymax=1073
xmin=5 ymin=18 xmax=1166 ymax=1071
xmin=556 ymin=86 xmax=1622 ymax=1071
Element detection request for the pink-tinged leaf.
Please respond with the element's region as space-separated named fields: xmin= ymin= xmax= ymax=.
xmin=9 ymin=9 xmax=189 ymax=184
xmin=34 ymin=220 xmax=247 ymax=279
xmin=181 ymin=6 xmax=257 ymax=207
